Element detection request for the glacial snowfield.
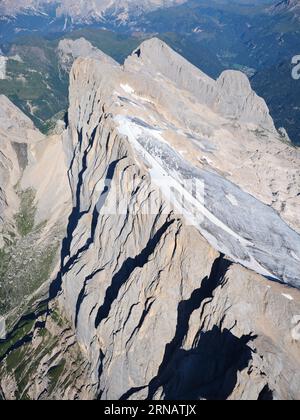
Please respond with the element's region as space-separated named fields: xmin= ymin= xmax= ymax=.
xmin=75 ymin=37 xmax=300 ymax=288
xmin=116 ymin=114 xmax=300 ymax=287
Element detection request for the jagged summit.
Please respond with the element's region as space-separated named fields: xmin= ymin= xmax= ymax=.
xmin=124 ymin=38 xmax=276 ymax=130
xmin=57 ymin=38 xmax=117 ymax=73
xmin=215 ymin=70 xmax=275 ymax=127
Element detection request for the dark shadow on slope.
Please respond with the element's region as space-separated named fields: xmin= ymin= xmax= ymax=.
xmin=64 ymin=111 xmax=69 ymax=129
xmin=55 ymin=156 xmax=126 ymax=286
xmin=162 ymin=326 xmax=255 ymax=400
xmin=258 ymin=384 xmax=273 ymax=401
xmin=96 ymin=349 xmax=106 ymax=400
xmin=147 ymin=254 xmax=237 ymax=399
xmin=125 ymin=298 xmax=155 ymax=347
xmin=94 ymin=219 xmax=175 ymax=328
xmin=134 ymin=48 xmax=141 ymax=58
xmin=75 ymin=268 xmax=103 ymax=328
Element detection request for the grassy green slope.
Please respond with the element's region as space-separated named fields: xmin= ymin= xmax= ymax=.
xmin=0 ymin=30 xmax=143 ymax=134
xmin=0 ymin=36 xmax=68 ymax=133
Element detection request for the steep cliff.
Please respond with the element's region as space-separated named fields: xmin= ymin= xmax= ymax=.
xmin=0 ymin=38 xmax=299 ymax=400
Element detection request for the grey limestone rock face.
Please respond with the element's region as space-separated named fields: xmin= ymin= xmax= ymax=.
xmin=215 ymin=70 xmax=276 ymax=130
xmin=57 ymin=38 xmax=118 ymax=74
xmin=0 ymin=38 xmax=300 ymax=400
xmin=124 ymin=38 xmax=277 ymax=131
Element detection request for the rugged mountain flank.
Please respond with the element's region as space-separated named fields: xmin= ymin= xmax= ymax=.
xmin=0 ymin=38 xmax=299 ymax=400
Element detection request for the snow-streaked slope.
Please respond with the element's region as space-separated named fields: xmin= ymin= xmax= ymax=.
xmin=115 ymin=114 xmax=300 ymax=287
xmin=66 ymin=38 xmax=300 ymax=289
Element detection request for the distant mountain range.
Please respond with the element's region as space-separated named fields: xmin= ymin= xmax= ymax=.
xmin=0 ymin=0 xmax=187 ymax=23
xmin=3 ymin=0 xmax=299 ymax=23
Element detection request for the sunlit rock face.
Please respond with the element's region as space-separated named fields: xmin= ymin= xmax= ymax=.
xmin=0 ymin=38 xmax=300 ymax=400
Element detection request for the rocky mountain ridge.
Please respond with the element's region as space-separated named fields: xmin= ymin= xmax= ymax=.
xmin=0 ymin=38 xmax=299 ymax=400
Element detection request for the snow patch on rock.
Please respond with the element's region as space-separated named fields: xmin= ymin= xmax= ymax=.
xmin=282 ymin=293 xmax=294 ymax=301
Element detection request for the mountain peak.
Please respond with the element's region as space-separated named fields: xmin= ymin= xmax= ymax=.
xmin=57 ymin=38 xmax=117 ymax=73
xmin=125 ymin=38 xmax=275 ymax=130
xmin=133 ymin=37 xmax=170 ymax=55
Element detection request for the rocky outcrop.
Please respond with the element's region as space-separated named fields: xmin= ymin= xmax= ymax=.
xmin=125 ymin=39 xmax=276 ymax=131
xmin=57 ymin=38 xmax=117 ymax=74
xmin=215 ymin=70 xmax=276 ymax=129
xmin=0 ymin=38 xmax=300 ymax=400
